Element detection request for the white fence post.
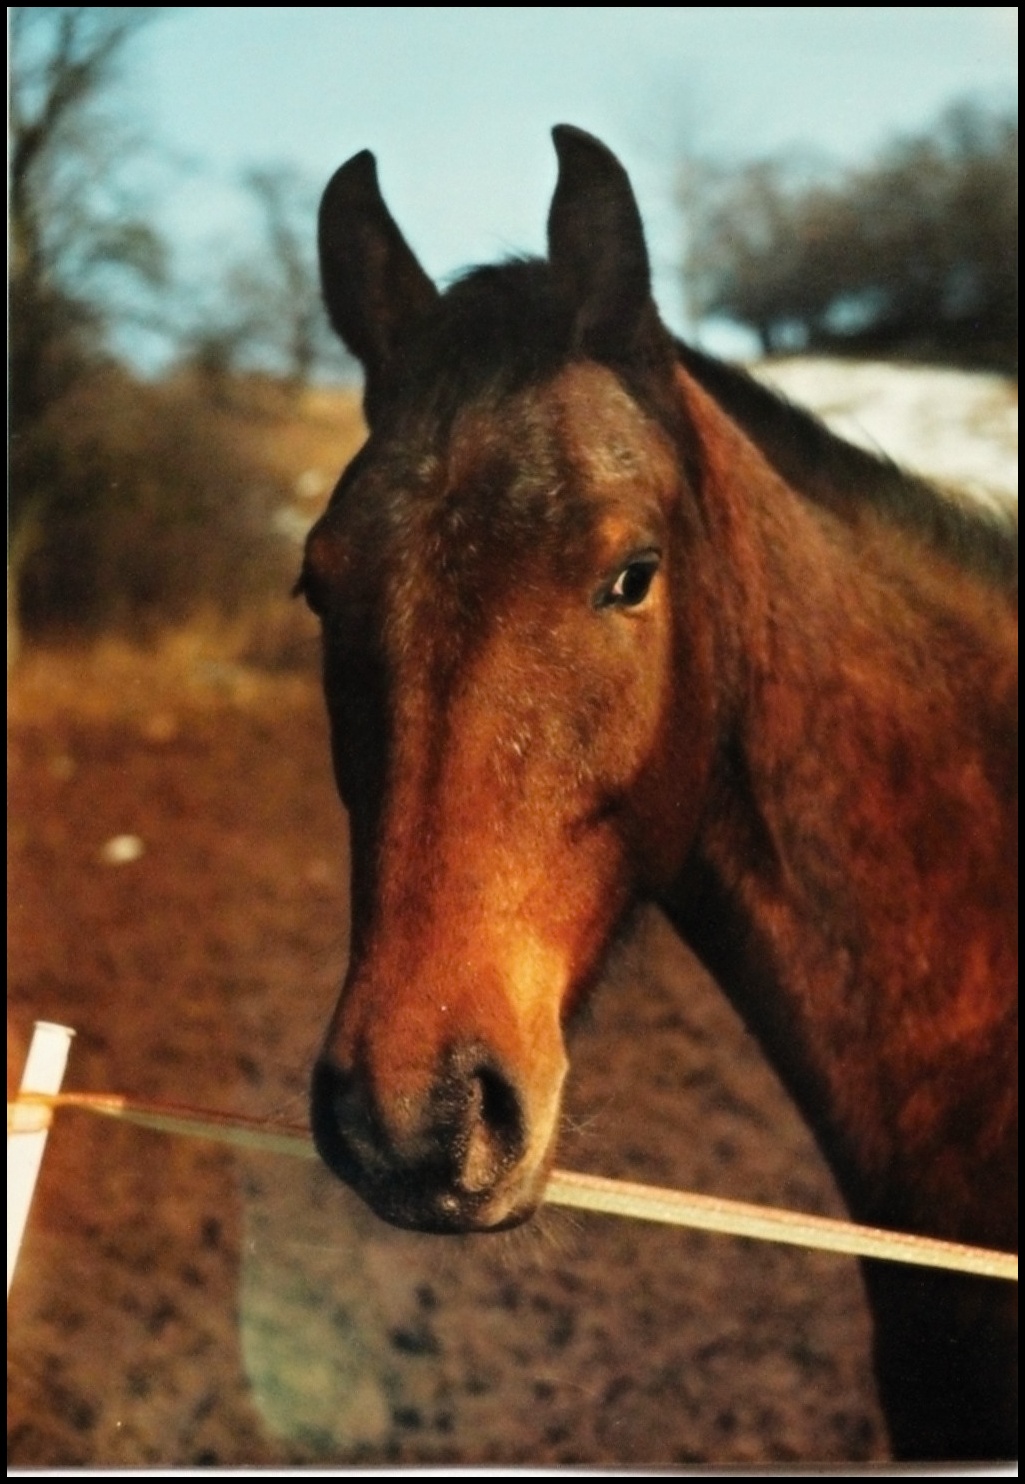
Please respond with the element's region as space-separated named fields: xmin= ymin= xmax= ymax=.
xmin=7 ymin=1022 xmax=75 ymax=1298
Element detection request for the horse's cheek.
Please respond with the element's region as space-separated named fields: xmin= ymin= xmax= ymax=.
xmin=592 ymin=602 xmax=713 ymax=888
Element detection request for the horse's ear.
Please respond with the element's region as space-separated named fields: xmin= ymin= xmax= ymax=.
xmin=318 ymin=150 xmax=439 ymax=416
xmin=548 ymin=125 xmax=654 ymax=361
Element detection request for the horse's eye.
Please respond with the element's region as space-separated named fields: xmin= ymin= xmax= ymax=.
xmin=603 ymin=555 xmax=660 ymax=609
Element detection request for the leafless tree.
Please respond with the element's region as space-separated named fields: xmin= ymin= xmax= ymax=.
xmin=679 ymin=100 xmax=1017 ymax=369
xmin=11 ymin=9 xmax=166 ymax=416
xmin=10 ymin=8 xmax=167 ymax=561
xmin=179 ymin=164 xmax=353 ymax=391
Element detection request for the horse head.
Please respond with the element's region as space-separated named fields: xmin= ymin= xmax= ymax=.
xmin=302 ymin=128 xmax=721 ymax=1231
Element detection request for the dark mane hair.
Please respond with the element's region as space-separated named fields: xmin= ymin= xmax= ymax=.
xmin=674 ymin=339 xmax=1018 ymax=592
xmin=390 ymin=260 xmax=572 ymax=427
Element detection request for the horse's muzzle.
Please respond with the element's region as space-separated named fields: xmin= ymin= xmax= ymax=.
xmin=310 ymin=1047 xmax=538 ymax=1232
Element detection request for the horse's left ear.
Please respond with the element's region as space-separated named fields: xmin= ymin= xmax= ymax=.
xmin=548 ymin=125 xmax=655 ymax=361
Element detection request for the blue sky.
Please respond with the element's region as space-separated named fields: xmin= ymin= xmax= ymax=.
xmin=129 ymin=7 xmax=1017 ymax=358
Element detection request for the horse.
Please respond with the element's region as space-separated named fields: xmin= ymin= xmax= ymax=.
xmin=300 ymin=126 xmax=1018 ymax=1462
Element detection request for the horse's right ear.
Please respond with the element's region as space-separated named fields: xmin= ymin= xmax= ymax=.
xmin=318 ymin=150 xmax=439 ymax=418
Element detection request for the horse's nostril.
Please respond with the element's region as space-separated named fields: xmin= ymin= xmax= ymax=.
xmin=460 ymin=1063 xmax=525 ymax=1194
xmin=311 ymin=1055 xmax=346 ymax=1114
xmin=310 ymin=1056 xmax=363 ymax=1175
xmin=475 ymin=1065 xmax=522 ymax=1146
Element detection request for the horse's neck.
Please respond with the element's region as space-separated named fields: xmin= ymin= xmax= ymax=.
xmin=674 ymin=340 xmax=1018 ymax=590
xmin=665 ymin=376 xmax=1017 ymax=1243
xmin=674 ymin=338 xmax=919 ymax=512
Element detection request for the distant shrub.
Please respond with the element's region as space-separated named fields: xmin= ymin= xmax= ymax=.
xmin=14 ymin=367 xmax=305 ymax=646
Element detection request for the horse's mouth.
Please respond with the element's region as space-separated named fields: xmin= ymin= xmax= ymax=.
xmin=320 ymin=1157 xmax=548 ymax=1240
xmin=364 ymin=1187 xmax=538 ymax=1236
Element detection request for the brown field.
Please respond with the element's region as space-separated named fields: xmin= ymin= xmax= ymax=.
xmin=8 ymin=638 xmax=887 ymax=1467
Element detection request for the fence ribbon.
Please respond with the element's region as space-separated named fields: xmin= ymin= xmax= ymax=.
xmin=8 ymin=1090 xmax=1016 ymax=1283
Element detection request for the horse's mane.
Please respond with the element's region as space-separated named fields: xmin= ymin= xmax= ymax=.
xmin=397 ymin=260 xmax=571 ymax=423
xmin=674 ymin=339 xmax=1018 ymax=592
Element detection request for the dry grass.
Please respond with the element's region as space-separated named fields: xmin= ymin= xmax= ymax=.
xmin=8 ymin=624 xmax=321 ymax=730
xmin=12 ymin=373 xmax=366 ymax=670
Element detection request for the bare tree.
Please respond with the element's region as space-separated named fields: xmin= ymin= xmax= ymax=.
xmin=10 ymin=9 xmax=166 ymax=419
xmin=9 ymin=8 xmax=169 ymax=654
xmin=679 ymin=156 xmax=829 ymax=354
xmin=679 ymin=100 xmax=1017 ymax=369
xmin=179 ymin=164 xmax=353 ymax=391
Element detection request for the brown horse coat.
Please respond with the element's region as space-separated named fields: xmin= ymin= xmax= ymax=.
xmin=301 ymin=127 xmax=1017 ymax=1461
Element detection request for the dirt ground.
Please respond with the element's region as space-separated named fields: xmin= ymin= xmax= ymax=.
xmin=8 ymin=641 xmax=889 ymax=1468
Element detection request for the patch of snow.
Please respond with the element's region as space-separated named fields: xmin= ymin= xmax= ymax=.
xmin=751 ymin=358 xmax=1018 ymax=507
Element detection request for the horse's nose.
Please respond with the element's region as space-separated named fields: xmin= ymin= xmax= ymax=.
xmin=310 ymin=1045 xmax=527 ymax=1230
